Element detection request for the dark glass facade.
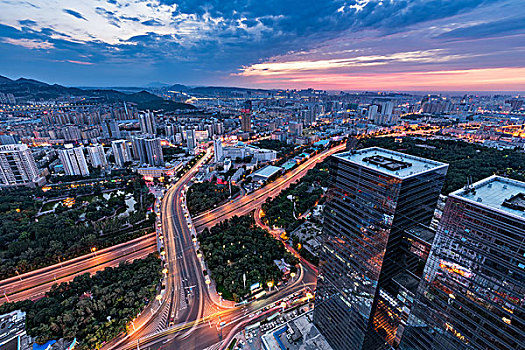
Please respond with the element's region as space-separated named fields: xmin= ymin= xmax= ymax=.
xmin=400 ymin=176 xmax=525 ymax=350
xmin=314 ymin=148 xmax=448 ymax=350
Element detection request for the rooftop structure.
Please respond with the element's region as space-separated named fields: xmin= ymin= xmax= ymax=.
xmin=334 ymin=147 xmax=447 ymax=179
xmin=451 ymin=175 xmax=525 ymax=219
xmin=251 ymin=165 xmax=282 ymax=181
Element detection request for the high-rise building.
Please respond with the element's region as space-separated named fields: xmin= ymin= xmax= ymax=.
xmin=101 ymin=119 xmax=121 ymax=139
xmin=62 ymin=125 xmax=82 ymax=141
xmin=144 ymin=137 xmax=164 ymax=166
xmin=139 ymin=111 xmax=156 ymax=135
xmin=0 ymin=134 xmax=17 ymax=145
xmin=314 ymin=147 xmax=448 ymax=350
xmin=241 ymin=113 xmax=252 ymax=133
xmin=111 ymin=140 xmax=132 ymax=168
xmin=241 ymin=100 xmax=252 ymax=132
xmin=0 ymin=144 xmax=39 ymax=187
xmin=58 ymin=145 xmax=90 ymax=176
xmin=400 ymin=176 xmax=525 ymax=350
xmin=86 ymin=144 xmax=107 ymax=168
xmin=186 ymin=129 xmax=196 ymax=153
xmin=288 ymin=121 xmax=303 ymax=136
xmin=132 ymin=136 xmax=164 ymax=166
xmin=368 ymin=104 xmax=379 ymax=121
xmin=213 ymin=138 xmax=224 ymax=163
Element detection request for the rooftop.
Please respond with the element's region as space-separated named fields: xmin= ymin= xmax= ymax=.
xmin=451 ymin=176 xmax=525 ymax=220
xmin=252 ymin=165 xmax=282 ymax=179
xmin=334 ymin=147 xmax=448 ymax=179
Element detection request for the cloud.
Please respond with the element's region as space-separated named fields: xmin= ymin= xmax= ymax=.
xmin=237 ymin=50 xmax=475 ymax=76
xmin=438 ymin=17 xmax=525 ymax=40
xmin=0 ymin=0 xmax=523 ymax=89
xmin=18 ymin=19 xmax=37 ymax=27
xmin=64 ymin=59 xmax=94 ymax=65
xmin=2 ymin=37 xmax=54 ymax=49
xmin=63 ymin=9 xmax=87 ymax=21
xmin=141 ymin=19 xmax=163 ymax=26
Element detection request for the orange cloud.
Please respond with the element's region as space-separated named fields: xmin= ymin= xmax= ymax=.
xmin=240 ymin=67 xmax=525 ymax=91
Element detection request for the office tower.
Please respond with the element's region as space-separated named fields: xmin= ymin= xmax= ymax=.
xmin=139 ymin=111 xmax=156 ymax=135
xmin=213 ymin=138 xmax=224 ymax=163
xmin=87 ymin=144 xmax=107 ymax=168
xmin=132 ymin=136 xmax=164 ymax=166
xmin=288 ymin=121 xmax=303 ymax=136
xmin=58 ymin=145 xmax=90 ymax=176
xmin=368 ymin=104 xmax=379 ymax=120
xmin=241 ymin=113 xmax=252 ymax=133
xmin=111 ymin=140 xmax=132 ymax=168
xmin=241 ymin=100 xmax=252 ymax=132
xmin=314 ymin=147 xmax=448 ymax=350
xmin=0 ymin=144 xmax=39 ymax=186
xmin=101 ymin=119 xmax=121 ymax=139
xmin=186 ymin=129 xmax=196 ymax=153
xmin=400 ymin=176 xmax=525 ymax=350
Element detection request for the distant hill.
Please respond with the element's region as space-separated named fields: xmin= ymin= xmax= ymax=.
xmin=0 ymin=75 xmax=196 ymax=111
xmin=186 ymin=85 xmax=273 ymax=97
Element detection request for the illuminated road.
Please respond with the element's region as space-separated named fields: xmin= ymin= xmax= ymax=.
xmin=110 ymin=144 xmax=341 ymax=349
xmin=0 ymin=234 xmax=157 ymax=304
xmin=193 ymin=142 xmax=346 ymax=232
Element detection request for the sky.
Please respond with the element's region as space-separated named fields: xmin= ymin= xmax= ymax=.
xmin=0 ymin=0 xmax=525 ymax=91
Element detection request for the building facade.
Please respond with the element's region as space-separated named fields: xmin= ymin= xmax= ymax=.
xmin=314 ymin=147 xmax=448 ymax=350
xmin=111 ymin=139 xmax=132 ymax=168
xmin=58 ymin=145 xmax=90 ymax=176
xmin=0 ymin=144 xmax=40 ymax=186
xmin=400 ymin=176 xmax=525 ymax=350
xmin=139 ymin=111 xmax=156 ymax=135
xmin=87 ymin=144 xmax=107 ymax=168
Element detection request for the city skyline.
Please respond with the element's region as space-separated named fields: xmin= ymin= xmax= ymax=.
xmin=0 ymin=0 xmax=524 ymax=91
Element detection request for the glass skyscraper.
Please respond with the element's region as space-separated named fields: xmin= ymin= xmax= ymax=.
xmin=314 ymin=147 xmax=448 ymax=350
xmin=400 ymin=176 xmax=525 ymax=350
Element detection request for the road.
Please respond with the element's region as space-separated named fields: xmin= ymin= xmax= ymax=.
xmin=110 ymin=144 xmax=344 ymax=349
xmin=0 ymin=234 xmax=157 ymax=304
xmin=192 ymin=142 xmax=346 ymax=232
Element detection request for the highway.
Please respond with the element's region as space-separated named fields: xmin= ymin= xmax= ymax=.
xmin=0 ymin=141 xmax=343 ymax=348
xmin=193 ymin=142 xmax=346 ymax=232
xmin=110 ymin=144 xmax=346 ymax=349
xmin=0 ymin=233 xmax=157 ymax=304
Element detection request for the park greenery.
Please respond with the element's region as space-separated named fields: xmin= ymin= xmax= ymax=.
xmin=0 ymin=175 xmax=155 ymax=279
xmin=359 ymin=137 xmax=525 ymax=194
xmin=162 ymin=146 xmax=185 ymax=162
xmin=198 ymin=215 xmax=298 ymax=302
xmin=262 ymin=160 xmax=330 ymax=232
xmin=0 ymin=254 xmax=161 ymax=349
xmin=253 ymin=139 xmax=297 ymax=157
xmin=186 ymin=182 xmax=239 ymax=215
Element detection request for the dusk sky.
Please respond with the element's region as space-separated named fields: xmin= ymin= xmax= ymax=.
xmin=1 ymin=0 xmax=525 ymax=91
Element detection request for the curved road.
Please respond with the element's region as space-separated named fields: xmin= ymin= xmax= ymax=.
xmin=193 ymin=142 xmax=346 ymax=232
xmin=0 ymin=234 xmax=157 ymax=304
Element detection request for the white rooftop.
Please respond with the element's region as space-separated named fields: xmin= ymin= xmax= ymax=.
xmin=335 ymin=147 xmax=448 ymax=179
xmin=451 ymin=176 xmax=525 ymax=220
xmin=252 ymin=165 xmax=282 ymax=178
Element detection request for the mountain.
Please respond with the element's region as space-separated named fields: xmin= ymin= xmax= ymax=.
xmin=0 ymin=76 xmax=196 ymax=111
xmin=186 ymin=85 xmax=272 ymax=97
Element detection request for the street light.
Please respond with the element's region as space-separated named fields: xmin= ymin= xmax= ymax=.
xmin=290 ymin=272 xmax=296 ymax=282
xmin=267 ymin=281 xmax=274 ymax=291
xmin=91 ymin=247 xmax=97 ymax=256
